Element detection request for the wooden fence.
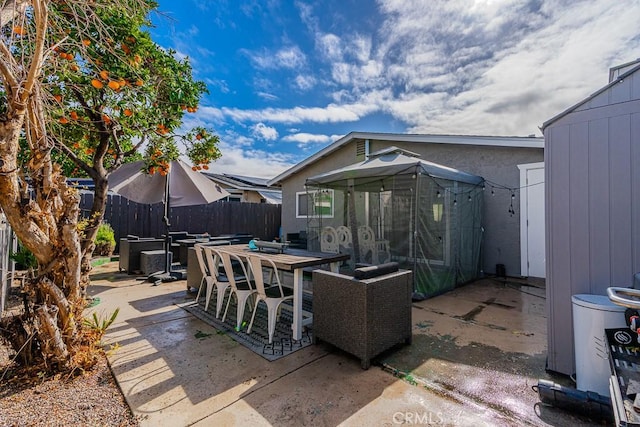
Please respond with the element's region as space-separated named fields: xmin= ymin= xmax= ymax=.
xmin=80 ymin=193 xmax=281 ymax=244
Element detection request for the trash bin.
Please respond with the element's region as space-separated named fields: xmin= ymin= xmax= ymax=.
xmin=572 ymin=294 xmax=626 ymax=396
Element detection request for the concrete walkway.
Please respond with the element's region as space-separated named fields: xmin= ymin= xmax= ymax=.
xmin=88 ymin=262 xmax=602 ymax=426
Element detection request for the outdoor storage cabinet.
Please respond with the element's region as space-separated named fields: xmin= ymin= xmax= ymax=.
xmin=312 ymin=268 xmax=413 ymax=369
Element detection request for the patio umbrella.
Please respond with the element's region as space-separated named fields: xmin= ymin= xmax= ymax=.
xmin=108 ymin=159 xmax=229 ymax=281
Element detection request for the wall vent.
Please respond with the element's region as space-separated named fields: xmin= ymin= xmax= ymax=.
xmin=356 ymin=140 xmax=366 ymax=159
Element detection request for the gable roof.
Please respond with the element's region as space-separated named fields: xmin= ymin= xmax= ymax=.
xmin=542 ymin=60 xmax=640 ymax=130
xmin=268 ymin=132 xmax=543 ymax=186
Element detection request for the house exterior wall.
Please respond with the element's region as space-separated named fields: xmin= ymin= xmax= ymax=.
xmin=280 ymin=137 xmax=543 ymax=277
xmin=544 ymin=79 xmax=640 ymax=375
xmin=243 ymin=191 xmax=264 ymax=203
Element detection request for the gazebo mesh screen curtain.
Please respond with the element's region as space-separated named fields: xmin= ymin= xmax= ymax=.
xmin=306 ymin=172 xmax=484 ymax=298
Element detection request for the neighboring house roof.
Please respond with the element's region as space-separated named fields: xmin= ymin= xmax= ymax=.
xmin=204 ymin=172 xmax=282 ymax=204
xmin=543 ymin=60 xmax=640 ymax=130
xmin=256 ymin=190 xmax=283 ymax=204
xmin=204 ymin=173 xmax=271 ymax=189
xmin=268 ymin=131 xmax=543 ymax=186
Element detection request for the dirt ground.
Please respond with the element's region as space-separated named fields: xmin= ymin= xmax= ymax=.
xmin=0 ymin=282 xmax=139 ymax=427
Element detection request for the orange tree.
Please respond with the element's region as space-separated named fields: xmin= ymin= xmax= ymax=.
xmin=0 ymin=0 xmax=220 ymax=370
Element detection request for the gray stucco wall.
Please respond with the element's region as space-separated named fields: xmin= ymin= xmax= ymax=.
xmin=544 ymin=75 xmax=640 ymax=375
xmin=280 ymin=138 xmax=543 ymax=277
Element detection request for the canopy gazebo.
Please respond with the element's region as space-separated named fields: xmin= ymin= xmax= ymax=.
xmin=305 ymin=147 xmax=485 ymax=298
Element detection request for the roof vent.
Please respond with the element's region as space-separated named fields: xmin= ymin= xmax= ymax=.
xmin=356 ymin=140 xmax=367 ymax=158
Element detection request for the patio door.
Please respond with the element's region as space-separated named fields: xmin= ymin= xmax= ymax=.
xmin=518 ymin=162 xmax=545 ymax=278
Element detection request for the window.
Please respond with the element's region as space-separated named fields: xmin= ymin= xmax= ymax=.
xmin=296 ymin=189 xmax=334 ymax=218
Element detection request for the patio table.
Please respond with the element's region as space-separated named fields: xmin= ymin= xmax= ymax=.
xmin=219 ymin=244 xmax=350 ymax=341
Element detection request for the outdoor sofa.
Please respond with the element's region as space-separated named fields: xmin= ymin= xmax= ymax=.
xmin=118 ymin=236 xmax=165 ymax=274
xmin=312 ymin=262 xmax=413 ymax=369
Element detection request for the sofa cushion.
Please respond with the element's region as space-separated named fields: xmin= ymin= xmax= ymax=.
xmin=353 ymin=262 xmax=399 ymax=280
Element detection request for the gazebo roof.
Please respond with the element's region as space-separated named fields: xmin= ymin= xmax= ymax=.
xmin=306 ymin=147 xmax=484 ymax=187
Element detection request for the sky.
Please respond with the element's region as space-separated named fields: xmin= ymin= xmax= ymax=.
xmin=149 ymin=0 xmax=640 ymax=179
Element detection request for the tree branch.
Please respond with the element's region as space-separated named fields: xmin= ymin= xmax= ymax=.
xmin=22 ymin=0 xmax=48 ymax=103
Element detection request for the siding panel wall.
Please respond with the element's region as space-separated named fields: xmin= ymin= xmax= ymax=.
xmin=545 ymin=68 xmax=640 ymax=374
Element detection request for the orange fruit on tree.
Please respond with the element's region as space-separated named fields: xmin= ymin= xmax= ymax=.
xmin=82 ymin=39 xmax=91 ymax=46
xmin=53 ymin=94 xmax=62 ymax=102
xmin=135 ymin=79 xmax=143 ymax=86
xmin=123 ymin=109 xmax=133 ymax=117
xmin=70 ymin=111 xmax=78 ymax=120
xmin=99 ymin=70 xmax=109 ymax=80
xmin=91 ymin=79 xmax=103 ymax=89
xmin=102 ymin=114 xmax=111 ymax=124
xmin=70 ymin=64 xmax=80 ymax=72
xmin=195 ymin=134 xmax=202 ymax=140
xmin=59 ymin=117 xmax=69 ymax=124
xmin=13 ymin=26 xmax=26 ymax=36
xmin=149 ymin=166 xmax=155 ymax=175
xmin=107 ymin=80 xmax=120 ymax=90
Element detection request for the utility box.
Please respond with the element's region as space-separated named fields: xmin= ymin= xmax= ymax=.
xmin=572 ymin=294 xmax=626 ymax=396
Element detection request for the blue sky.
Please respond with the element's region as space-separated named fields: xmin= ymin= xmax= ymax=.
xmin=149 ymin=0 xmax=640 ymax=178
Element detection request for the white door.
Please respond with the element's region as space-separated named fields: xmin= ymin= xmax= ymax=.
xmin=518 ymin=163 xmax=545 ymax=278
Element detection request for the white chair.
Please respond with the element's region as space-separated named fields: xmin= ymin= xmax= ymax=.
xmin=320 ymin=226 xmax=339 ymax=253
xmin=194 ymin=243 xmax=210 ymax=303
xmin=202 ymin=246 xmax=233 ymax=318
xmin=336 ymin=226 xmax=352 ymax=250
xmin=219 ymin=250 xmax=257 ymax=330
xmin=246 ymin=254 xmax=294 ymax=344
xmin=358 ymin=225 xmax=377 ymax=263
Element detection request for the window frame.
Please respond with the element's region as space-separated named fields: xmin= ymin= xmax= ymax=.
xmin=296 ymin=189 xmax=334 ymax=218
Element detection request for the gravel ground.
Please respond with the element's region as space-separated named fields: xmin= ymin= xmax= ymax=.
xmin=0 ymin=285 xmax=139 ymax=427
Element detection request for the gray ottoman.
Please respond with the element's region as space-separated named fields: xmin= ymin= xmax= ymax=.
xmin=141 ymin=250 xmax=171 ymax=275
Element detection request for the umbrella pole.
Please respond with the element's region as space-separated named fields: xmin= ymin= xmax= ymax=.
xmin=163 ymin=171 xmax=171 ymax=274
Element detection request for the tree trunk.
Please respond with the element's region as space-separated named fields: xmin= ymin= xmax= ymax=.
xmin=0 ymin=105 xmax=85 ymax=369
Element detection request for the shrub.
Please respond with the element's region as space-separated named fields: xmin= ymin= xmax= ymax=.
xmin=9 ymin=243 xmax=37 ymax=270
xmin=94 ymin=222 xmax=116 ymax=256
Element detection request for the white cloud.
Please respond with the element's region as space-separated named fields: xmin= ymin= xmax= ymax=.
xmin=281 ymin=133 xmax=343 ymax=145
xmin=207 ymin=141 xmax=293 ymax=179
xmin=251 ymin=123 xmax=279 ymax=140
xmin=243 ymin=45 xmax=307 ymax=70
xmin=294 ymin=74 xmax=316 ymax=91
xmin=257 ymin=91 xmax=279 ymax=101
xmin=204 ymin=102 xmax=378 ymax=125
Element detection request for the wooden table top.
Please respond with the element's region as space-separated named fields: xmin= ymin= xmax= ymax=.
xmin=218 ymin=244 xmax=350 ymax=272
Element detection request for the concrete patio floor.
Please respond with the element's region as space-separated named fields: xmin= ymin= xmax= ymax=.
xmin=87 ymin=261 xmax=604 ymax=426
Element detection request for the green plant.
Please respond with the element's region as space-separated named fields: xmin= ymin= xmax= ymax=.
xmin=94 ymin=222 xmax=116 ymax=256
xmin=9 ymin=243 xmax=37 ymax=270
xmin=83 ymin=308 xmax=120 ymax=334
